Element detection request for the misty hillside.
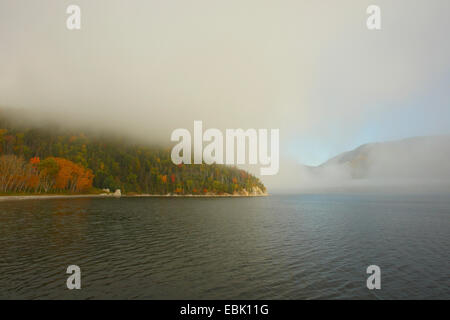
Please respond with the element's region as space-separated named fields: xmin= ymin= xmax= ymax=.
xmin=0 ymin=113 xmax=266 ymax=195
xmin=309 ymin=136 xmax=450 ymax=181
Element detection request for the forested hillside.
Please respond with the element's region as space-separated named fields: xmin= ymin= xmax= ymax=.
xmin=0 ymin=114 xmax=266 ymax=195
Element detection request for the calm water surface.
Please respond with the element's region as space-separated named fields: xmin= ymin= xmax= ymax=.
xmin=0 ymin=194 xmax=449 ymax=299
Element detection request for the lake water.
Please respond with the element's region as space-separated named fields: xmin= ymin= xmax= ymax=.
xmin=0 ymin=194 xmax=449 ymax=299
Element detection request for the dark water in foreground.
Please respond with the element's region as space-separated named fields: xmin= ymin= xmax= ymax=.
xmin=0 ymin=194 xmax=449 ymax=299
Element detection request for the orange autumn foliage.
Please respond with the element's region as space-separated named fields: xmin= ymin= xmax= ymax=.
xmin=49 ymin=157 xmax=94 ymax=192
xmin=30 ymin=157 xmax=40 ymax=166
xmin=175 ymin=187 xmax=183 ymax=194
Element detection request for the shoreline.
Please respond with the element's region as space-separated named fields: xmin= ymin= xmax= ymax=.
xmin=0 ymin=193 xmax=268 ymax=202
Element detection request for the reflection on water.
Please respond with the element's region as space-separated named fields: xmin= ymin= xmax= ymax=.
xmin=0 ymin=194 xmax=449 ymax=299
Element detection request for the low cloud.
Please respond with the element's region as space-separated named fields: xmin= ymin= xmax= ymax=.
xmin=1 ymin=1 xmax=449 ymax=191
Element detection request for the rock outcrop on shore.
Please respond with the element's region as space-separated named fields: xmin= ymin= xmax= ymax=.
xmin=231 ymin=186 xmax=267 ymax=196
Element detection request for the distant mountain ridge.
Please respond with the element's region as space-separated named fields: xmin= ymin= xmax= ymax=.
xmin=301 ymin=135 xmax=450 ymax=185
